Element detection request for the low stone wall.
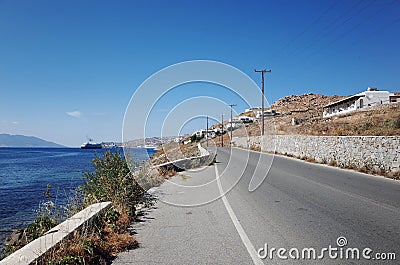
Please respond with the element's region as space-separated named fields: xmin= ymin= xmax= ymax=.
xmin=232 ymin=135 xmax=400 ymax=173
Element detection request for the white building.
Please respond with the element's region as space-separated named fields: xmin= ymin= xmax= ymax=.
xmin=323 ymin=88 xmax=400 ymax=118
xmin=226 ymin=122 xmax=240 ymax=131
xmin=225 ymin=115 xmax=254 ymax=131
xmin=238 ymin=116 xmax=254 ymax=123
xmin=194 ymin=130 xmax=206 ymax=138
xmin=212 ymin=127 xmax=226 ymax=135
xmin=193 ymin=129 xmax=215 ymax=139
xmin=256 ymin=110 xmax=277 ymax=118
xmin=245 ymin=107 xmax=261 ymax=112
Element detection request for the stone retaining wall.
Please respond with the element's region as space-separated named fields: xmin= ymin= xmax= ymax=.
xmin=232 ymin=135 xmax=400 ymax=173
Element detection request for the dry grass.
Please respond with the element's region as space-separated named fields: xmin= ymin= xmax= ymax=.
xmin=387 ymin=171 xmax=400 ymax=180
xmin=213 ymin=133 xmax=231 ymax=147
xmin=272 ymin=101 xmax=400 ymax=136
xmin=156 ymin=167 xmax=177 ymax=179
xmin=148 ymin=139 xmax=205 ymax=180
xmin=249 ymin=144 xmax=261 ymax=152
xmin=329 ymin=160 xmax=338 ymax=166
xmin=38 ymin=213 xmax=138 ymax=264
xmin=151 ymin=141 xmax=200 ymax=165
xmin=305 ymin=156 xmax=316 ymax=163
xmin=100 ymin=228 xmax=138 ymax=256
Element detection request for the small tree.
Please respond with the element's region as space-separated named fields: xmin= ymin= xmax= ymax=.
xmin=190 ymin=134 xmax=197 ymax=143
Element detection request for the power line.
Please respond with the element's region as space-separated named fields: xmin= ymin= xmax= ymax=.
xmin=292 ymin=0 xmax=368 ymax=56
xmin=283 ymin=0 xmax=340 ymax=52
xmin=303 ymin=0 xmax=398 ymax=60
xmin=344 ymin=0 xmax=400 ymax=45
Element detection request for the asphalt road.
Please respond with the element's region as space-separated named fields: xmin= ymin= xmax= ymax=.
xmin=113 ymin=147 xmax=400 ymax=264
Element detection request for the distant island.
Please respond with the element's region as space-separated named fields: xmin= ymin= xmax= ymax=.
xmin=0 ymin=134 xmax=64 ymax=147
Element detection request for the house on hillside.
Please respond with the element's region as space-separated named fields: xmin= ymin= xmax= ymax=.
xmin=323 ymin=87 xmax=400 ymax=118
xmin=256 ymin=110 xmax=277 ymax=118
xmin=238 ymin=116 xmax=254 ymax=123
xmin=245 ymin=107 xmax=261 ymax=112
xmin=193 ymin=129 xmax=215 ymax=139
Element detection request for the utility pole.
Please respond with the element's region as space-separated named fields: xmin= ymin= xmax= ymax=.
xmin=254 ymin=69 xmax=271 ymax=136
xmin=221 ymin=114 xmax=224 ymax=147
xmin=206 ymin=116 xmax=209 ymax=147
xmin=228 ymin=104 xmax=236 ymax=146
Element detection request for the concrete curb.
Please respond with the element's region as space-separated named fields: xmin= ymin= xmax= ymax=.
xmin=1 ymin=202 xmax=111 ymax=265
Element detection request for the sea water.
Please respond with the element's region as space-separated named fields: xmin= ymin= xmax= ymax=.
xmin=0 ymin=147 xmax=155 ymax=249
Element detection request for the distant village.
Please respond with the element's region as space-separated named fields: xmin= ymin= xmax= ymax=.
xmin=123 ymin=135 xmax=186 ymax=148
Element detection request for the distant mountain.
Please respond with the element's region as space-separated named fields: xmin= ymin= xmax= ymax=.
xmin=0 ymin=134 xmax=64 ymax=147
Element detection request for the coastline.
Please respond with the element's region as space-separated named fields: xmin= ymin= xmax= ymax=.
xmin=1 ymin=140 xmax=210 ymax=262
xmin=0 ymin=147 xmax=155 ymax=257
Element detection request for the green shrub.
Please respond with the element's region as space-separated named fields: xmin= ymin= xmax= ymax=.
xmin=361 ymin=120 xmax=373 ymax=131
xmin=190 ymin=134 xmax=197 ymax=143
xmin=26 ymin=216 xmax=56 ymax=241
xmin=47 ymin=254 xmax=84 ymax=265
xmin=82 ymin=151 xmax=144 ymax=216
xmin=104 ymin=207 xmax=121 ymax=230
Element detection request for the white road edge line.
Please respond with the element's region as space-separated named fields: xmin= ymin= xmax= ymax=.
xmin=214 ymin=164 xmax=264 ymax=265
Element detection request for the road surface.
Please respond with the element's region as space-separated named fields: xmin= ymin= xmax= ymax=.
xmin=113 ymin=147 xmax=400 ymax=264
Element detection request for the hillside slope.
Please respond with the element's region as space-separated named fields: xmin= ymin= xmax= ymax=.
xmin=0 ymin=134 xmax=64 ymax=147
xmin=233 ymin=93 xmax=400 ymax=137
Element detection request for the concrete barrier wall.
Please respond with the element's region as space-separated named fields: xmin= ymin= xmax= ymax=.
xmin=153 ymin=143 xmax=216 ymax=172
xmin=232 ymin=135 xmax=400 ymax=173
xmin=154 ymin=153 xmax=216 ymax=172
xmin=1 ymin=202 xmax=111 ymax=265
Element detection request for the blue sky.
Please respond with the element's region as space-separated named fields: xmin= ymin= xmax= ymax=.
xmin=1 ymin=0 xmax=399 ymax=146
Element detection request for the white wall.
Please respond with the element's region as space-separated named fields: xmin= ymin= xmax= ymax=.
xmin=361 ymin=91 xmax=392 ymax=106
xmin=324 ymin=91 xmax=393 ymax=118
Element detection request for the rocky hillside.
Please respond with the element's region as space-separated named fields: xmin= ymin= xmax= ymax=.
xmin=270 ymin=93 xmax=346 ymax=113
xmin=243 ymin=93 xmax=346 ymax=121
xmin=228 ymin=93 xmax=400 ymax=138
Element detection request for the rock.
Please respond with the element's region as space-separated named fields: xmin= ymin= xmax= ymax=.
xmin=4 ymin=229 xmax=26 ymax=246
